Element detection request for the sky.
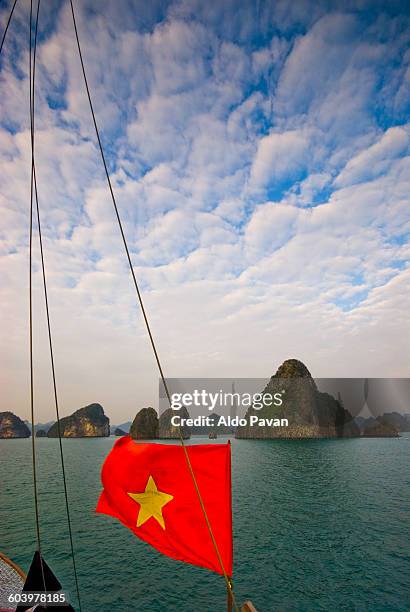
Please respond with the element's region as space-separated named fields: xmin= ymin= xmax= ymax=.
xmin=0 ymin=0 xmax=409 ymax=423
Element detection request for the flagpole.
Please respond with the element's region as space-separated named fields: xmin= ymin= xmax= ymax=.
xmin=227 ymin=576 xmax=233 ymax=612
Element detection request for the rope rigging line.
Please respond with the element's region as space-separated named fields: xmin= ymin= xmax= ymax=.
xmin=68 ymin=2 xmax=239 ymax=609
xmin=0 ymin=0 xmax=18 ymax=57
xmin=28 ymin=0 xmax=42 ymax=557
xmin=27 ymin=1 xmax=82 ymax=608
xmin=28 ymin=0 xmax=46 ymax=595
xmin=32 ymin=164 xmax=83 ymax=612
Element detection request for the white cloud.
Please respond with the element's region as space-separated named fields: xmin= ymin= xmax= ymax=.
xmin=244 ymin=202 xmax=299 ymax=259
xmin=250 ymin=129 xmax=311 ymax=189
xmin=274 ymin=13 xmax=359 ymax=117
xmin=335 ymin=125 xmax=410 ymax=187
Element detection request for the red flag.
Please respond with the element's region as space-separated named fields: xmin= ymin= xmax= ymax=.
xmin=96 ymin=436 xmax=233 ymax=576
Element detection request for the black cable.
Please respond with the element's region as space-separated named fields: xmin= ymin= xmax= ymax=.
xmin=28 ymin=0 xmax=46 ymax=593
xmin=0 ymin=0 xmax=18 ymax=57
xmin=32 ymin=163 xmax=83 ymax=612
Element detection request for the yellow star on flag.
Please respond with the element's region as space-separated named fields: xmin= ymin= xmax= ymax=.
xmin=128 ymin=475 xmax=174 ymax=530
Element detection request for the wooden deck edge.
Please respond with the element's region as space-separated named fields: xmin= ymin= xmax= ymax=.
xmin=0 ymin=551 xmax=26 ymax=580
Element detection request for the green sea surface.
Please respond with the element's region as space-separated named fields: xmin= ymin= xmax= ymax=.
xmin=0 ymin=435 xmax=409 ymax=611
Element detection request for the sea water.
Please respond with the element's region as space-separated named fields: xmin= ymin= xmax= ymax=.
xmin=0 ymin=436 xmax=409 ymax=611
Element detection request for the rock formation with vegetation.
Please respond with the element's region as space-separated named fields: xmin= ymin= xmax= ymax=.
xmin=236 ymin=359 xmax=360 ymax=439
xmin=0 ymin=412 xmax=31 ymax=438
xmin=130 ymin=407 xmax=159 ymax=439
xmin=47 ymin=403 xmax=109 ymax=437
xmin=362 ymin=420 xmax=399 ymax=437
xmin=159 ymin=406 xmax=190 ymax=439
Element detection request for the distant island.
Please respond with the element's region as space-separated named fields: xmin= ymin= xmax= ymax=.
xmin=114 ymin=427 xmax=127 ymax=436
xmin=235 ymin=359 xmax=402 ymax=439
xmin=110 ymin=421 xmax=131 ymax=435
xmin=24 ymin=420 xmax=54 ymax=434
xmin=355 ymin=412 xmax=409 ymax=436
xmin=159 ymin=407 xmax=190 ymax=439
xmin=0 ymin=412 xmax=30 ymax=438
xmin=47 ymin=403 xmax=110 ymax=438
xmin=361 ymin=420 xmax=399 ymax=437
xmin=130 ymin=407 xmax=159 ymax=439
